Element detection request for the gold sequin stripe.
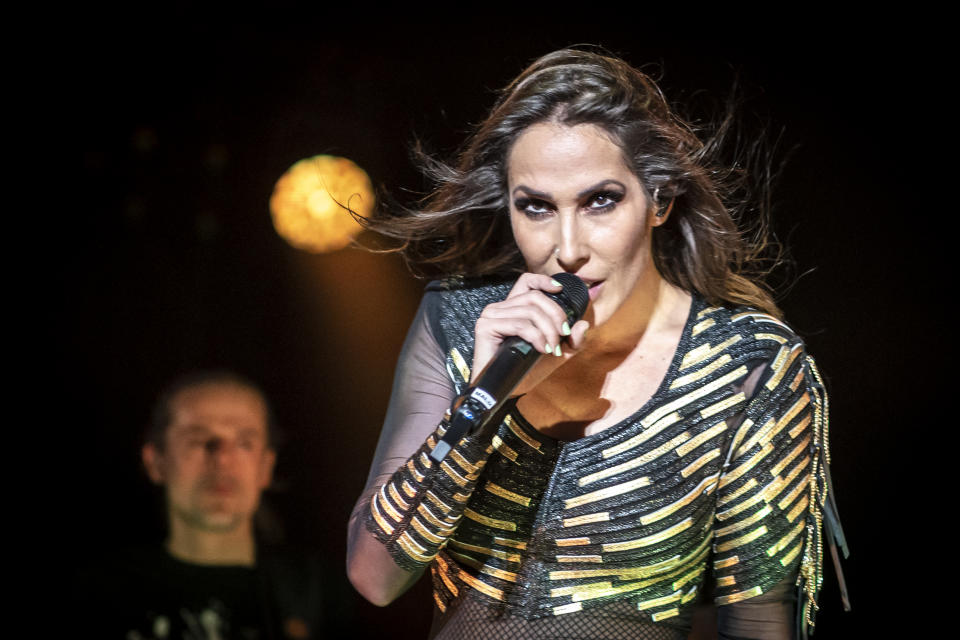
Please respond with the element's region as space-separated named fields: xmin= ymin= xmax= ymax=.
xmin=424 ymin=490 xmax=453 ymax=514
xmin=767 ymin=519 xmax=805 ymax=558
xmin=640 ymin=474 xmax=719 ymax=525
xmin=483 ymin=481 xmax=532 ymax=506
xmin=730 ymin=311 xmax=791 ymax=332
xmin=715 ymin=505 xmax=772 ymax=537
xmin=563 ymin=476 xmax=651 ymax=510
xmin=457 ymin=568 xmax=506 ymax=601
xmin=449 ymin=348 xmax=471 ymax=383
xmin=736 ymin=394 xmax=810 ymax=459
xmin=725 ymin=419 xmax=754 ymax=467
xmin=677 ymin=420 xmax=728 ymax=457
xmin=396 ymin=531 xmax=433 ymax=563
xmin=556 ymin=537 xmax=590 ymax=547
xmin=449 ymin=448 xmax=485 ymax=475
xmin=407 ymin=459 xmax=425 ymax=482
xmin=504 ymin=414 xmax=544 ymax=453
xmin=638 ymin=590 xmax=683 ymax=611
xmin=377 ymin=486 xmax=403 ymax=522
xmin=432 ymin=589 xmax=447 ymax=613
xmin=681 ymin=334 xmax=744 ymax=371
xmin=556 ymin=555 xmax=603 ymax=563
xmin=416 ymin=503 xmax=458 ymax=532
xmin=463 ymin=508 xmax=517 ymax=531
xmin=670 ymin=354 xmax=732 ymax=390
xmin=765 ymin=343 xmax=803 ymax=392
xmin=715 ymin=525 xmax=767 ymax=553
xmin=777 ymin=475 xmax=808 ymax=511
xmin=716 ymin=585 xmax=762 ymax=606
xmin=447 ymin=549 xmax=520 ymax=583
xmin=718 ymin=442 xmax=772 ymax=489
xmin=434 ymin=554 xmax=460 ymax=596
xmin=602 ymin=518 xmax=694 ymax=552
xmin=411 ymin=516 xmax=447 ymax=545
xmin=681 ymin=449 xmax=721 ymax=478
xmin=447 ymin=539 xmax=522 ymax=563
xmin=787 ymin=495 xmax=810 ymax=523
xmin=692 ymin=317 xmax=715 ymax=336
xmin=790 ymin=368 xmax=805 ymax=391
xmin=493 ymin=536 xmax=527 ymax=550
xmin=700 ymin=392 xmax=745 ymax=419
xmin=562 ymin=512 xmax=610 ymax=528
xmin=716 ymin=487 xmax=764 ymax=521
xmin=369 ymin=492 xmax=395 ymax=535
xmin=754 ymin=332 xmax=788 ymax=344
xmin=769 ymin=433 xmax=812 ymax=477
xmin=553 ymin=602 xmax=583 ymax=615
xmin=440 ymin=460 xmax=474 ymax=488
xmin=491 ymin=435 xmax=519 ymax=462
xmin=388 ymin=483 xmax=409 ymax=510
xmin=780 ymin=540 xmax=803 ymax=567
xmin=764 ymin=457 xmax=810 ymax=505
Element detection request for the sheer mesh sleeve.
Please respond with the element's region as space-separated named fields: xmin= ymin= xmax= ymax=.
xmin=354 ymin=292 xmax=497 ymax=571
xmin=358 ymin=292 xmax=456 ymax=497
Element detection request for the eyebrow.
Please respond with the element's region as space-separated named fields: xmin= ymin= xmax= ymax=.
xmin=512 ymin=180 xmax=628 ymax=201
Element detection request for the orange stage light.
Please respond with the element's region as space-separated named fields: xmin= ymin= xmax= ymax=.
xmin=270 ymin=155 xmax=373 ymax=253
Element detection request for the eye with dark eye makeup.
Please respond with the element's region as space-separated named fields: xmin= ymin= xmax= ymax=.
xmin=513 ymin=197 xmax=554 ymax=219
xmin=584 ymin=189 xmax=625 ymax=212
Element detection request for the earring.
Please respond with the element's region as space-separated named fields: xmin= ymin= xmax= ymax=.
xmin=653 ymin=186 xmax=671 ymax=218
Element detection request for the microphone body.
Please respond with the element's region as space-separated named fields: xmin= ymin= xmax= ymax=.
xmin=430 ymin=273 xmax=589 ymax=463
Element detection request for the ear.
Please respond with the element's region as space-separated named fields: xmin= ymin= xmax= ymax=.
xmin=650 ymin=198 xmax=674 ymax=227
xmin=258 ymin=449 xmax=277 ymax=489
xmin=142 ymin=443 xmax=165 ymax=485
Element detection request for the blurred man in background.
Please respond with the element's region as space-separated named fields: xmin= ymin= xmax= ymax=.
xmin=78 ymin=371 xmax=321 ymax=639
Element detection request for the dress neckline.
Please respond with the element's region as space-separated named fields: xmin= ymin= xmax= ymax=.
xmin=509 ymin=292 xmax=704 ymax=450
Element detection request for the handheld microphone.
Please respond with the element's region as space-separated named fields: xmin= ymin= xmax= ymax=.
xmin=429 ymin=273 xmax=589 ymax=463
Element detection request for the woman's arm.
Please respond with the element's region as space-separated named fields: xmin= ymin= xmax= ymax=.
xmin=346 ymin=295 xmax=455 ymax=605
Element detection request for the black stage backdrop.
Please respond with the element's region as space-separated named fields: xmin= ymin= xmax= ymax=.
xmin=56 ymin=19 xmax=938 ymax=638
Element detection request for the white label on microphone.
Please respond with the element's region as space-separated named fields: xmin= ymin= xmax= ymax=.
xmin=470 ymin=387 xmax=497 ymax=410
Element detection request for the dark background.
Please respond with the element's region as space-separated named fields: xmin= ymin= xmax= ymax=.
xmin=58 ymin=20 xmax=935 ymax=638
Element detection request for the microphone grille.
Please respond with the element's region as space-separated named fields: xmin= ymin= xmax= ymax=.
xmin=549 ymin=273 xmax=590 ymax=321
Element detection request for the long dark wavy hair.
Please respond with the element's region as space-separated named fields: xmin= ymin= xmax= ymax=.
xmin=365 ymin=48 xmax=782 ymax=317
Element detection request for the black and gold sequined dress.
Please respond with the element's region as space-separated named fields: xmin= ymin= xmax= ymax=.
xmin=360 ymin=279 xmax=844 ymax=640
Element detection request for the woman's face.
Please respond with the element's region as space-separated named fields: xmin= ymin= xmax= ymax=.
xmin=506 ymin=122 xmax=667 ymax=326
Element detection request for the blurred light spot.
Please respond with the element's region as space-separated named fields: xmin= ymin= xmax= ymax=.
xmin=270 ymin=155 xmax=372 ymax=253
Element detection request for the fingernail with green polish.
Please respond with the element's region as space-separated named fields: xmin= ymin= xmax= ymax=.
xmin=554 ymin=344 xmax=563 ymax=357
xmin=544 ymin=343 xmax=553 ymax=354
xmin=551 ymin=279 xmax=562 ymax=287
xmin=561 ymin=321 xmax=571 ymax=336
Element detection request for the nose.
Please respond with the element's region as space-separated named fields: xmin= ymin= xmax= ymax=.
xmin=204 ymin=438 xmax=238 ymax=466
xmin=554 ymin=212 xmax=589 ymax=273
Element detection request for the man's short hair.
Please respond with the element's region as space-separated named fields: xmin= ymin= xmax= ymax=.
xmin=147 ymin=370 xmax=279 ymax=450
